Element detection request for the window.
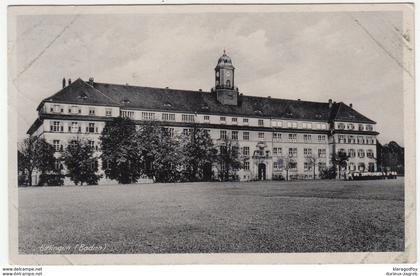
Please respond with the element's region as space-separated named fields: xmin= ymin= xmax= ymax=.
xmin=183 ymin=128 xmax=192 ymax=136
xmin=292 ymin=122 xmax=298 ymax=128
xmin=366 ymin=125 xmax=373 ymax=131
xmin=120 ymin=110 xmax=134 ymax=118
xmin=321 ymin=124 xmax=327 ymax=130
xmin=181 ymin=114 xmax=194 ymax=122
xmin=337 ymin=123 xmax=345 ymax=129
xmin=244 ymin=161 xmax=250 ymax=171
xmin=87 ymin=123 xmax=95 ymax=133
xmin=258 ymin=132 xmax=265 ymax=139
xmin=368 ymin=162 xmax=375 ymax=172
xmin=304 ymin=134 xmax=312 ymax=142
xmin=204 ymin=115 xmax=210 ymax=121
xmin=52 ymin=105 xmax=62 ymax=113
xmin=50 ymin=121 xmax=63 ymax=132
xmin=70 ymin=122 xmax=79 ymax=133
xmin=258 ymin=119 xmax=264 ymax=126
xmin=273 ymin=147 xmax=282 ymax=156
xmin=54 ymin=160 xmax=62 ymax=170
xmin=243 ymin=118 xmax=249 ymax=124
xmin=142 ymin=112 xmax=155 ymax=120
xmin=286 ymin=122 xmax=292 ymax=128
xmin=349 ymin=162 xmax=356 ymax=171
xmin=105 ymin=108 xmax=112 ymax=117
xmin=70 ymin=140 xmax=78 ymax=148
xmin=358 ymin=124 xmax=364 ymax=131
xmin=273 ymin=132 xmax=281 ymax=140
xmin=289 ymin=161 xmax=297 ymax=170
xmin=315 ymin=123 xmax=321 ymax=129
xmin=289 ymin=148 xmax=297 ymax=157
xmin=349 ymin=149 xmax=356 ymax=158
xmin=318 ymin=135 xmax=326 ymax=142
xmin=231 ymin=117 xmax=238 ymax=123
xmin=338 ymin=135 xmax=346 ymax=143
xmin=164 ymin=127 xmax=175 ymax=137
xmin=231 ymin=131 xmax=238 ymax=140
xmin=53 ymin=140 xmax=61 ymax=152
xmin=358 ymin=162 xmax=366 ymax=171
xmin=347 ymin=123 xmax=355 ymax=130
xmin=89 ymin=108 xmax=95 ymax=116
xmin=358 ymin=149 xmax=365 ymax=158
xmin=318 ymin=149 xmax=326 ymax=158
xmin=367 ymin=150 xmax=374 ymax=158
xmin=304 ymin=162 xmax=312 ymax=171
xmin=348 ymin=135 xmax=355 ymax=144
xmin=319 ymin=162 xmax=327 ymax=171
xmin=357 ymin=136 xmax=365 ymax=144
xmin=220 ymin=117 xmax=226 ymax=123
xmin=69 ymin=106 xmax=79 ymax=114
xmin=243 ymin=147 xmax=250 ymax=156
xmin=220 ymin=130 xmax=227 ymax=140
xmin=288 ymin=133 xmax=297 ymax=142
xmin=307 ymin=123 xmax=312 ymax=129
xmin=304 ymin=148 xmax=312 ymax=157
xmin=162 ymin=113 xmax=176 ymax=121
xmin=273 ymin=120 xmax=282 ymax=128
xmin=243 ymin=132 xmax=249 ymax=141
xmin=88 ymin=140 xmax=95 ymax=149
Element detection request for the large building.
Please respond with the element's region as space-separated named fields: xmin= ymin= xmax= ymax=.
xmin=27 ymin=52 xmax=379 ymax=184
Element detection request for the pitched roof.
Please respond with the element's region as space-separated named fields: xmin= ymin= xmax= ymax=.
xmin=37 ymin=78 xmax=376 ymax=124
xmin=38 ymin=78 xmax=120 ymax=109
xmin=331 ymin=102 xmax=376 ymax=124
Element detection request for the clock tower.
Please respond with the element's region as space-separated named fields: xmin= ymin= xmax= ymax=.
xmin=214 ymin=50 xmax=239 ymax=106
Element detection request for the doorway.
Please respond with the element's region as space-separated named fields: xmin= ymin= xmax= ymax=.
xmin=258 ymin=163 xmax=266 ymax=180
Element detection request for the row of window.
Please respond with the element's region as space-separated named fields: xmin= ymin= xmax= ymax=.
xmin=52 ymin=139 xmax=99 ymax=152
xmin=337 ymin=135 xmax=375 ymax=144
xmin=50 ymin=121 xmax=99 ymax=134
xmin=240 ymin=146 xmax=327 ymax=159
xmin=337 ymin=122 xmax=374 ymax=131
xmin=338 ymin=148 xmax=374 ymax=158
xmin=50 ymin=104 xmax=113 ymax=117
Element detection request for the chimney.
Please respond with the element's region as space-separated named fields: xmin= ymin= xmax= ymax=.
xmin=62 ymin=78 xmax=66 ymax=88
xmin=68 ymin=78 xmax=72 ymax=85
xmin=328 ymin=99 xmax=333 ymax=108
xmin=349 ymin=103 xmax=353 ymax=108
xmin=88 ymin=77 xmax=94 ymax=85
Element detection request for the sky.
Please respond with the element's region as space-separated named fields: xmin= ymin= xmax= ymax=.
xmin=11 ymin=9 xmax=406 ymax=145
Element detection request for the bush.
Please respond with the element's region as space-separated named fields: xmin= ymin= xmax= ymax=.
xmin=320 ymin=166 xmax=337 ymax=179
xmin=39 ymin=173 xmax=65 ymax=186
xmin=272 ymin=174 xmax=285 ymax=181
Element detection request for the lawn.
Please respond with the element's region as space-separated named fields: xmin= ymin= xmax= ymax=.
xmin=18 ymin=178 xmax=405 ymax=254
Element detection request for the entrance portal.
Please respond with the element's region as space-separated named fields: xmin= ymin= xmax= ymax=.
xmin=258 ymin=163 xmax=266 ymax=180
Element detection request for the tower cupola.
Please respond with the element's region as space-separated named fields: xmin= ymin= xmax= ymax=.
xmin=214 ymin=50 xmax=238 ymax=106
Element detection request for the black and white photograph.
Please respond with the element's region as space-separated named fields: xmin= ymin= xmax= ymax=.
xmin=7 ymin=3 xmax=415 ymax=265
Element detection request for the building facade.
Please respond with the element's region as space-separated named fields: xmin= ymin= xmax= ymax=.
xmin=27 ymin=52 xmax=379 ymax=184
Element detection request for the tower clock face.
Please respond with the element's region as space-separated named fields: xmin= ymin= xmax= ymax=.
xmin=225 ymin=71 xmax=231 ymax=77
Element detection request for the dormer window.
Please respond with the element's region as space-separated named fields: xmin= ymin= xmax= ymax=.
xmin=78 ymin=92 xmax=88 ymax=100
xmin=89 ymin=108 xmax=95 ymax=116
xmin=121 ymin=99 xmax=131 ymax=105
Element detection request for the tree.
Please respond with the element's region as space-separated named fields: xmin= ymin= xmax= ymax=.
xmin=279 ymin=156 xmax=296 ymax=181
xmin=63 ymin=139 xmax=101 ymax=185
xmin=305 ymin=155 xmax=319 ymax=179
xmin=135 ymin=121 xmax=185 ymax=183
xmin=215 ymin=137 xmax=242 ymax=181
xmin=18 ymin=136 xmax=56 ymax=186
xmin=332 ymin=151 xmax=350 ymax=179
xmin=181 ymin=125 xmax=216 ymax=181
xmin=100 ymin=117 xmax=143 ymax=184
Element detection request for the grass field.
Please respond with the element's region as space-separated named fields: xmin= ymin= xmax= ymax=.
xmin=18 ymin=178 xmax=404 ymax=254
